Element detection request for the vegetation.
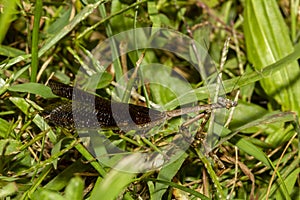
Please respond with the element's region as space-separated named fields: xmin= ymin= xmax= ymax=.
xmin=0 ymin=0 xmax=299 ymax=199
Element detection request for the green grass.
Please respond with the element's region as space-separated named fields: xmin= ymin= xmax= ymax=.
xmin=0 ymin=0 xmax=300 ymax=199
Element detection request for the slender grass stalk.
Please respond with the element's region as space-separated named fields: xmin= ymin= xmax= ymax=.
xmin=97 ymin=2 xmax=123 ymax=82
xmin=31 ymin=0 xmax=43 ymax=83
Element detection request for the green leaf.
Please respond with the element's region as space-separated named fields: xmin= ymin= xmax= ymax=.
xmin=90 ymin=170 xmax=136 ymax=200
xmin=0 ymin=1 xmax=104 ymax=70
xmin=244 ymin=0 xmax=300 ymax=116
xmin=218 ymin=111 xmax=297 ymax=148
xmin=148 ymin=2 xmax=161 ymax=27
xmin=110 ymin=0 xmax=135 ymax=33
xmin=47 ymin=7 xmax=72 ymax=35
xmin=0 ymin=45 xmax=26 ymax=57
xmin=151 ymin=153 xmax=188 ymax=200
xmin=85 ymin=72 xmax=113 ymax=90
xmin=275 ymin=168 xmax=300 ymax=200
xmin=64 ymin=176 xmax=84 ymax=200
xmin=0 ymin=139 xmax=21 ymax=156
xmin=0 ymin=182 xmax=17 ymax=198
xmin=147 ymin=178 xmax=211 ymax=200
xmin=32 ymin=189 xmax=65 ymax=200
xmin=230 ymin=135 xmax=271 ymax=168
xmin=44 ymin=159 xmax=90 ymax=191
xmin=0 ymin=118 xmax=11 ymax=138
xmin=0 ymin=0 xmax=18 ymax=43
xmin=8 ymin=83 xmax=57 ymax=99
xmin=141 ymin=64 xmax=195 ymax=108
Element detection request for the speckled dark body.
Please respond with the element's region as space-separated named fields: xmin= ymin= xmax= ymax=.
xmin=48 ymin=80 xmax=167 ymax=130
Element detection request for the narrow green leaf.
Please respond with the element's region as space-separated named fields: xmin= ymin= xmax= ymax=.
xmin=39 ymin=1 xmax=104 ymax=57
xmin=0 ymin=45 xmax=26 ymax=57
xmin=0 ymin=118 xmax=11 ymax=138
xmin=147 ymin=178 xmax=211 ymax=200
xmin=148 ymin=2 xmax=161 ymax=27
xmin=0 ymin=0 xmax=18 ymax=43
xmin=32 ymin=189 xmax=65 ymax=200
xmin=47 ymin=7 xmax=72 ymax=35
xmin=0 ymin=182 xmax=17 ymax=198
xmin=230 ymin=135 xmax=271 ymax=168
xmin=244 ymin=0 xmax=300 ymax=116
xmin=31 ymin=0 xmax=43 ymax=82
xmin=90 ymin=170 xmax=136 ymax=200
xmin=64 ymin=176 xmax=84 ymax=200
xmin=44 ymin=160 xmax=90 ymax=191
xmin=230 ymin=135 xmax=291 ymax=200
xmin=218 ymin=111 xmax=296 ymax=147
xmin=275 ymin=168 xmax=300 ymax=200
xmin=152 ymin=153 xmax=188 ymax=200
xmin=8 ymin=83 xmax=57 ymax=99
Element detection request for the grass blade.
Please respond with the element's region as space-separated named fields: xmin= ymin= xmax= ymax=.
xmin=244 ymin=0 xmax=300 ymax=116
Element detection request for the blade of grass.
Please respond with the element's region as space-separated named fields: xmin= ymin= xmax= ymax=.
xmin=30 ymin=0 xmax=43 ymax=83
xmin=0 ymin=182 xmax=18 ymax=198
xmin=77 ymin=0 xmax=147 ymax=39
xmin=44 ymin=159 xmax=91 ymax=191
xmin=290 ymin=0 xmax=299 ymax=42
xmin=62 ymin=131 xmax=107 ymax=177
xmin=218 ymin=111 xmax=297 ymax=148
xmin=244 ymin=0 xmax=300 ymax=116
xmin=195 ymin=148 xmax=226 ymax=199
xmin=8 ymin=83 xmax=57 ymax=99
xmin=64 ymin=176 xmax=84 ymax=200
xmin=0 ymin=0 xmax=18 ymax=43
xmin=0 ymin=45 xmax=26 ymax=57
xmin=97 ymin=1 xmax=122 ymax=82
xmin=22 ymin=165 xmax=52 ymax=199
xmin=89 ymin=169 xmax=136 ymax=200
xmin=151 ymin=153 xmax=188 ymax=200
xmin=146 ymin=178 xmax=211 ymax=200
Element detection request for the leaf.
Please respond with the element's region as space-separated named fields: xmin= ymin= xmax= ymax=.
xmin=44 ymin=160 xmax=90 ymax=191
xmin=0 ymin=139 xmax=21 ymax=156
xmin=85 ymin=72 xmax=113 ymax=90
xmin=230 ymin=135 xmax=271 ymax=168
xmin=151 ymin=153 xmax=188 ymax=200
xmin=0 ymin=0 xmax=18 ymax=43
xmin=275 ymin=168 xmax=300 ymax=200
xmin=0 ymin=182 xmax=17 ymax=198
xmin=148 ymin=2 xmax=161 ymax=27
xmin=0 ymin=45 xmax=26 ymax=57
xmin=0 ymin=118 xmax=11 ymax=138
xmin=8 ymin=83 xmax=57 ymax=99
xmin=141 ymin=64 xmax=196 ymax=108
xmin=244 ymin=0 xmax=300 ymax=116
xmin=32 ymin=189 xmax=65 ymax=200
xmin=47 ymin=7 xmax=72 ymax=35
xmin=64 ymin=176 xmax=84 ymax=200
xmin=110 ymin=0 xmax=135 ymax=33
xmin=147 ymin=178 xmax=211 ymax=200
xmin=89 ymin=169 xmax=136 ymax=200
